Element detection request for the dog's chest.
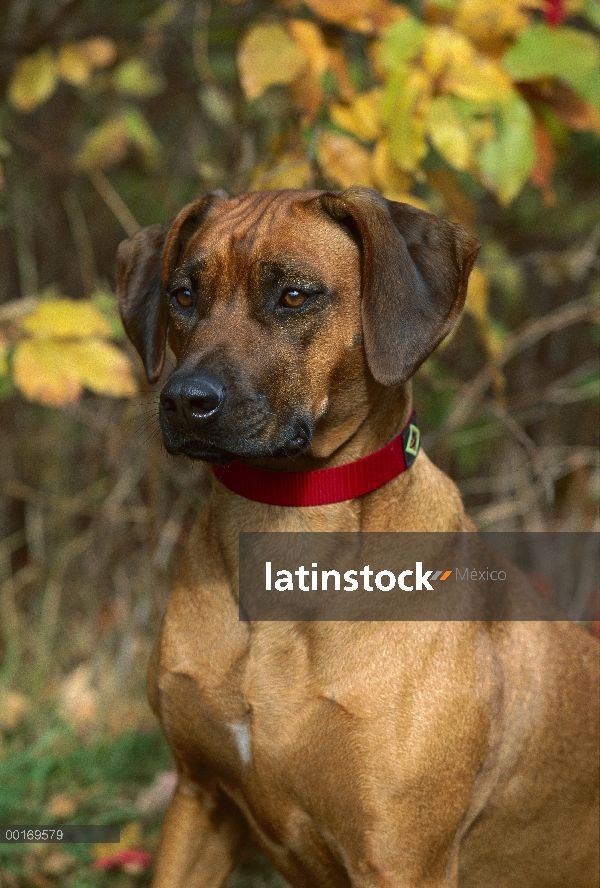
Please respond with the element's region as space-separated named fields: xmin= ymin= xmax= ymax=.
xmin=154 ymin=620 xmax=370 ymax=855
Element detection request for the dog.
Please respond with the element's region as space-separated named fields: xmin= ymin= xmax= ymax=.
xmin=117 ymin=187 xmax=599 ymax=888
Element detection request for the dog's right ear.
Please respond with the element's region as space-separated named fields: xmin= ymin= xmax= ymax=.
xmin=117 ymin=223 xmax=170 ymax=385
xmin=117 ymin=191 xmax=227 ymax=384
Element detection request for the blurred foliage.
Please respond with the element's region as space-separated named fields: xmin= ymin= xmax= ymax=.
xmin=0 ymin=4 xmax=598 ymax=885
xmin=0 ymin=0 xmax=598 ymax=406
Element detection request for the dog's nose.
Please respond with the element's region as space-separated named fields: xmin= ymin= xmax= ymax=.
xmin=160 ymin=372 xmax=225 ymax=427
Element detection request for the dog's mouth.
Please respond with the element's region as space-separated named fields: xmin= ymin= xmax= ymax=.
xmin=161 ymin=422 xmax=313 ymax=465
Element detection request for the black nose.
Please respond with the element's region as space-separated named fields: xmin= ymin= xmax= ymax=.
xmin=160 ymin=372 xmax=225 ymax=428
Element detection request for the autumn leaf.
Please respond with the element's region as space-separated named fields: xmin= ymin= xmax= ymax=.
xmin=381 ymin=66 xmax=431 ymax=172
xmin=93 ymin=822 xmax=150 ymax=872
xmin=61 ymin=339 xmax=138 ymax=398
xmin=93 ymin=848 xmax=153 ymax=874
xmin=302 ymin=0 xmax=405 ymax=34
xmin=251 ymin=154 xmax=313 ymax=189
xmin=372 ymin=14 xmax=426 ymax=74
xmin=79 ymin=37 xmax=117 ymax=69
xmin=59 ymin=37 xmax=117 ymax=86
xmin=425 ymin=96 xmax=472 ymax=170
xmin=371 ymin=139 xmax=413 ymax=200
xmin=19 ymin=298 xmax=111 ymax=339
xmin=424 ymin=26 xmax=513 ymax=104
xmin=453 ymin=0 xmax=534 ymax=55
xmin=503 ymin=23 xmax=600 ymax=109
xmin=465 ymin=265 xmax=489 ymax=326
xmin=317 ymin=132 xmax=374 ymax=188
xmin=530 ymin=119 xmax=557 ymax=204
xmin=58 ymin=43 xmax=94 ymax=86
xmin=46 ymin=793 xmax=78 ymax=819
xmin=478 ymin=91 xmax=536 ymax=204
xmin=288 ymin=19 xmax=329 ymax=79
xmin=13 ymin=339 xmax=82 ymax=406
xmin=238 ymin=24 xmax=307 ymax=100
xmin=8 ymin=48 xmax=59 ymax=113
xmin=330 ymin=89 xmax=383 ymax=142
xmin=519 ymin=80 xmax=600 ymax=133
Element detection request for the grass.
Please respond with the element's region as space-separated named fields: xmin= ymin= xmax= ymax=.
xmin=0 ymin=700 xmax=287 ymax=887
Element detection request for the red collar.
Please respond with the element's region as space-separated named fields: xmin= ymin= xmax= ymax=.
xmin=211 ymin=412 xmax=420 ymax=507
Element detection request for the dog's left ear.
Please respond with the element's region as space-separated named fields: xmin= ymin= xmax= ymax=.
xmin=319 ymin=186 xmax=480 ymax=385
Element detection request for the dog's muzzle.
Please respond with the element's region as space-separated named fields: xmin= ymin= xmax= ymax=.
xmin=159 ymin=370 xmax=312 ymax=463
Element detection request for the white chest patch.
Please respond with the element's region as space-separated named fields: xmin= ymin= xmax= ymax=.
xmin=229 ymin=721 xmax=252 ymax=766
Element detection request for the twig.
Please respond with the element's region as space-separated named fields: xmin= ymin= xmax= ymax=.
xmin=62 ymin=187 xmax=97 ymax=295
xmin=88 ymin=169 xmax=140 ymax=236
xmin=34 ymin=529 xmax=93 ymax=680
xmin=441 ymin=296 xmax=599 ymax=436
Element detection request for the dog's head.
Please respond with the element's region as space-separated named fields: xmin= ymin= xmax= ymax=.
xmin=117 ymin=187 xmax=478 ymax=464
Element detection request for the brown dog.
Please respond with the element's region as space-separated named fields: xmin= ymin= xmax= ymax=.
xmin=117 ymin=187 xmax=599 ymax=888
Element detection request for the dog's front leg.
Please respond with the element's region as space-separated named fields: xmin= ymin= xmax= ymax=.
xmin=151 ymin=773 xmax=248 ymax=888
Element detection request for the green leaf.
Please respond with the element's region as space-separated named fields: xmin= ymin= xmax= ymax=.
xmin=375 ymin=16 xmax=427 ymax=73
xmin=112 ymin=58 xmax=165 ymax=97
xmin=76 ymin=118 xmax=129 ymax=170
xmin=8 ymin=48 xmax=59 ymax=113
xmin=478 ymin=92 xmax=535 ymax=205
xmin=381 ymin=66 xmax=429 ymax=172
xmin=583 ymin=0 xmax=600 ymax=31
xmin=503 ymin=24 xmax=600 ymax=109
xmin=425 ymin=96 xmax=472 ymax=171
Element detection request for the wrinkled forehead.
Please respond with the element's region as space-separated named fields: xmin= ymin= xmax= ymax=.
xmin=179 ymin=191 xmax=360 ymax=284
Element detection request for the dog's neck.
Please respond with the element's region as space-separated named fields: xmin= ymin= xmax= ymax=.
xmin=248 ymin=383 xmax=413 ymax=473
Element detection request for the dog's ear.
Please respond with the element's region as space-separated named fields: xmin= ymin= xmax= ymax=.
xmin=318 ymin=186 xmax=480 ymax=385
xmin=117 ymin=223 xmax=170 ymax=384
xmin=116 ymin=191 xmax=228 ymax=384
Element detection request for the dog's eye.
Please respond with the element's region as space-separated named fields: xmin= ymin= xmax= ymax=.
xmin=280 ymin=289 xmax=308 ymax=308
xmin=171 ymin=287 xmax=193 ymax=308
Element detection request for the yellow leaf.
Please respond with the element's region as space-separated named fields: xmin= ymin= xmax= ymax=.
xmin=287 ymin=19 xmax=329 ymax=79
xmin=330 ymin=89 xmax=383 ymax=142
xmin=58 ymin=39 xmax=116 ymax=86
xmin=302 ymin=0 xmax=406 ymax=34
xmin=381 ymin=66 xmax=431 ymax=172
xmin=371 ymin=139 xmax=413 ymax=198
xmin=252 ymin=154 xmax=313 ymax=189
xmin=62 ymin=339 xmax=138 ymax=398
xmin=80 ymin=37 xmax=117 ymax=69
xmin=465 ymin=266 xmax=488 ymax=326
xmin=238 ymin=24 xmax=307 ymax=100
xmin=0 ymin=690 xmax=30 ymax=731
xmin=425 ymin=96 xmax=472 ymax=170
xmin=58 ymin=43 xmax=93 ymax=86
xmin=93 ymin=822 xmax=142 ymax=860
xmin=76 ymin=118 xmax=129 ymax=170
xmin=20 ymin=298 xmax=111 ymax=339
xmin=13 ymin=339 xmax=82 ymax=406
xmin=46 ymin=793 xmax=78 ymax=819
xmin=423 ymin=27 xmax=512 ymax=104
xmin=453 ymin=0 xmax=534 ymax=54
xmin=317 ymin=132 xmax=374 ymax=188
xmin=8 ymin=48 xmax=59 ymax=113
